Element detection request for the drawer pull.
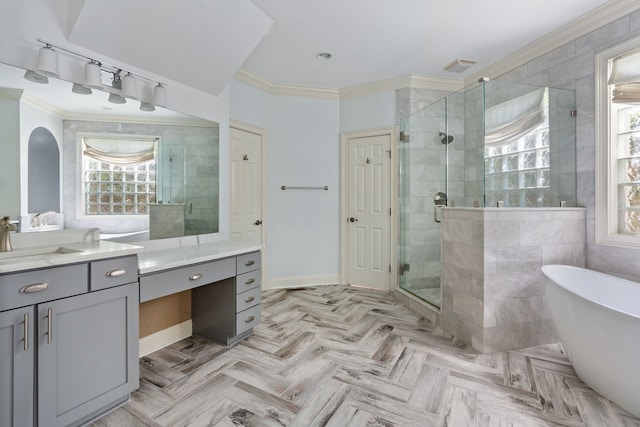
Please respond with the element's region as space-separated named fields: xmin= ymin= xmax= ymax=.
xmin=106 ymin=269 xmax=126 ymax=277
xmin=189 ymin=273 xmax=203 ymax=281
xmin=47 ymin=308 xmax=53 ymax=344
xmin=23 ymin=313 xmax=28 ymax=352
xmin=19 ymin=282 xmax=49 ymax=293
xmin=245 ymin=296 xmax=255 ymax=303
xmin=245 ymin=315 xmax=255 ymax=323
xmin=244 ymin=260 xmax=255 ymax=266
xmin=245 ymin=278 xmax=255 ymax=285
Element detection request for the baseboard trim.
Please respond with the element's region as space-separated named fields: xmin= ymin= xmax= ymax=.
xmin=267 ymin=275 xmax=341 ymax=290
xmin=139 ymin=320 xmax=192 ymax=357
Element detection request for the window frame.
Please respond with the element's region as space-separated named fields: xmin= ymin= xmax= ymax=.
xmin=75 ymin=132 xmax=159 ymax=222
xmin=595 ymin=35 xmax=640 ymax=248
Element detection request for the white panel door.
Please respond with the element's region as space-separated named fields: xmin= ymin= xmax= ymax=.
xmin=347 ymin=134 xmax=391 ymax=290
xmin=230 ymin=127 xmax=262 ymax=244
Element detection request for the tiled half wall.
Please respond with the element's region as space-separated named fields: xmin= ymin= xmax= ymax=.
xmin=441 ymin=207 xmax=586 ymax=353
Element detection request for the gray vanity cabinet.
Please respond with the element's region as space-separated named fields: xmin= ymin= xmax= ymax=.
xmin=0 ymin=306 xmax=34 ymax=427
xmin=192 ymin=251 xmax=262 ymax=345
xmin=37 ymin=282 xmax=139 ymax=427
xmin=0 ymin=255 xmax=139 ymax=427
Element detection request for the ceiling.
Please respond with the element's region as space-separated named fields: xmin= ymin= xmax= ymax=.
xmin=242 ymin=0 xmax=610 ymax=89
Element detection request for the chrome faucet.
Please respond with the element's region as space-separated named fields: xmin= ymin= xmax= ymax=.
xmin=0 ymin=216 xmax=16 ymax=252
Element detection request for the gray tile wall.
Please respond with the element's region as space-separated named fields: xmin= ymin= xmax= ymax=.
xmin=496 ymin=9 xmax=640 ymax=282
xmin=441 ymin=207 xmax=586 ymax=353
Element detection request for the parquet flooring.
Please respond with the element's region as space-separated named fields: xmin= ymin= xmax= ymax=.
xmin=93 ymin=285 xmax=640 ymax=426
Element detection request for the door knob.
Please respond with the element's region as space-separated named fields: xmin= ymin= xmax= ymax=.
xmin=349 ymin=217 xmax=358 ymax=222
xmin=254 ymin=220 xmax=262 ymax=226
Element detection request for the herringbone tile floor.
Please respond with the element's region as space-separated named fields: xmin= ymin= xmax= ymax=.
xmin=93 ymin=286 xmax=640 ymax=426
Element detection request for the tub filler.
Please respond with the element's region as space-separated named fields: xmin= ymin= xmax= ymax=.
xmin=542 ymin=265 xmax=640 ymax=418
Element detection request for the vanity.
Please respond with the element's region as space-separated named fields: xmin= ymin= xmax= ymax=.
xmin=138 ymin=239 xmax=262 ymax=346
xmin=0 ymin=230 xmax=262 ymax=426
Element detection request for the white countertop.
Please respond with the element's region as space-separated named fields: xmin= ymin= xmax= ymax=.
xmin=0 ymin=239 xmax=142 ymax=273
xmin=138 ymin=240 xmax=261 ymax=275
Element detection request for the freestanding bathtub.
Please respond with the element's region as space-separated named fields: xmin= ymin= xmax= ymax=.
xmin=542 ymin=265 xmax=640 ymax=418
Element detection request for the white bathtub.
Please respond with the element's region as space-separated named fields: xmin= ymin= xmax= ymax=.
xmin=542 ymin=265 xmax=640 ymax=418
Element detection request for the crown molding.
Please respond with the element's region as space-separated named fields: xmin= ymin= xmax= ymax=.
xmin=339 ymin=74 xmax=464 ymax=99
xmin=63 ymin=113 xmax=218 ymax=127
xmin=0 ymin=88 xmax=67 ymax=117
xmin=234 ymin=67 xmax=339 ymax=100
xmin=465 ymin=0 xmax=640 ymax=85
xmin=0 ymin=87 xmax=24 ymax=100
xmin=234 ymin=67 xmax=464 ymax=100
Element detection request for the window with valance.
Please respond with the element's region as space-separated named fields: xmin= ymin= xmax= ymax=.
xmin=81 ymin=135 xmax=158 ymax=216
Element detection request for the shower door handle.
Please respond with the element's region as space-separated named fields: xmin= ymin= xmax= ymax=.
xmin=434 ymin=205 xmax=442 ymax=223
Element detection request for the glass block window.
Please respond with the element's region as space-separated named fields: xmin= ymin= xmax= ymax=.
xmin=484 ymin=127 xmax=550 ymax=207
xmin=82 ymin=136 xmax=157 ymax=216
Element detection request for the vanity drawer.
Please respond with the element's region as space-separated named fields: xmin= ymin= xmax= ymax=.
xmin=235 ymin=286 xmax=261 ymax=313
xmin=236 ymin=270 xmax=261 ymax=293
xmin=236 ymin=251 xmax=261 ymax=275
xmin=139 ymin=257 xmax=235 ymax=302
xmin=236 ymin=304 xmax=261 ymax=336
xmin=0 ymin=264 xmax=88 ymax=312
xmin=90 ymin=255 xmax=139 ymax=291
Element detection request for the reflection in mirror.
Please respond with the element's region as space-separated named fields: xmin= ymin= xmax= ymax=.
xmin=28 ymin=127 xmax=60 ymax=214
xmin=0 ymin=61 xmax=219 ymax=241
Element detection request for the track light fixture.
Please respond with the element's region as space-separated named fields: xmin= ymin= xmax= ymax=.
xmin=32 ymin=38 xmax=167 ymax=107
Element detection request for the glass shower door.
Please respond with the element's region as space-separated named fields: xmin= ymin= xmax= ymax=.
xmin=398 ymin=97 xmax=450 ymax=308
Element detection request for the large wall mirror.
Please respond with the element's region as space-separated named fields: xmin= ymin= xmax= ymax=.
xmin=0 ymin=61 xmax=219 ymax=241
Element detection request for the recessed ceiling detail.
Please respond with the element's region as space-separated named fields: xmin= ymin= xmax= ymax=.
xmin=243 ymin=0 xmax=609 ymax=89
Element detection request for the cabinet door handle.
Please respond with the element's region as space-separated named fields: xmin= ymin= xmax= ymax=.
xmin=245 ymin=296 xmax=255 ymax=303
xmin=47 ymin=308 xmax=52 ymax=345
xmin=19 ymin=282 xmax=49 ymax=293
xmin=23 ymin=313 xmax=28 ymax=352
xmin=189 ymin=273 xmax=203 ymax=281
xmin=106 ymin=269 xmax=126 ymax=277
xmin=245 ymin=278 xmax=255 ymax=285
xmin=244 ymin=260 xmax=255 ymax=266
xmin=244 ymin=316 xmax=255 ymax=323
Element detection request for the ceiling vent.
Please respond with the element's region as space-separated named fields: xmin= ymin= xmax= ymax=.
xmin=443 ymin=58 xmax=477 ymax=73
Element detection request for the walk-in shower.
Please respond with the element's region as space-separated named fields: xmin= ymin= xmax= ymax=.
xmin=398 ymin=79 xmax=577 ymax=308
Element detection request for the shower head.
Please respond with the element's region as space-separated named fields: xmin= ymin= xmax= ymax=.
xmin=439 ymin=132 xmax=454 ymax=144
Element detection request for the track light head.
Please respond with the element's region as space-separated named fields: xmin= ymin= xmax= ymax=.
xmin=23 ymin=70 xmax=49 ymax=84
xmin=121 ymin=72 xmax=138 ymax=100
xmin=84 ymin=60 xmax=103 ymax=89
xmin=35 ymin=45 xmax=59 ymax=78
xmin=152 ymin=83 xmax=166 ymax=108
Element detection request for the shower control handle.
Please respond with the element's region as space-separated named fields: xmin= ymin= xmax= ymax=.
xmin=349 ymin=217 xmax=358 ymax=223
xmin=434 ymin=206 xmax=442 ymax=224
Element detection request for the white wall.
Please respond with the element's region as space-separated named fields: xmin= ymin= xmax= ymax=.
xmin=339 ymin=90 xmax=396 ymax=133
xmin=230 ymin=80 xmax=343 ymax=286
xmin=0 ymin=97 xmax=21 ymax=217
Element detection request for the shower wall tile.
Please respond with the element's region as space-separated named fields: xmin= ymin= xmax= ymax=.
xmin=441 ymin=207 xmax=585 ymax=353
xmin=494 ymin=11 xmax=640 ymax=282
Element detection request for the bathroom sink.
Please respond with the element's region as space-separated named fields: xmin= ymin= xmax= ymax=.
xmin=0 ymin=246 xmax=83 ymax=264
